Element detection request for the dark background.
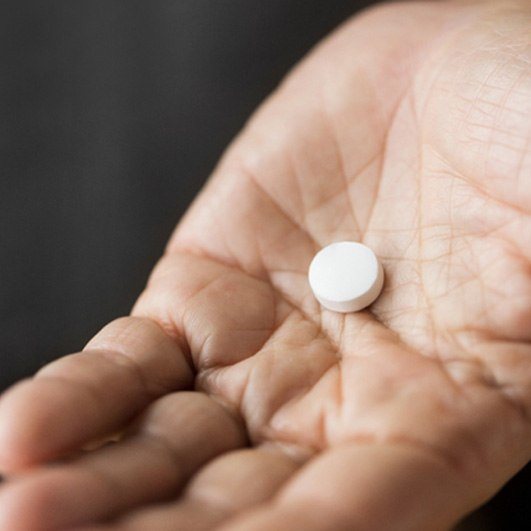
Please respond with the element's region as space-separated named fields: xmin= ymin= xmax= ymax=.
xmin=0 ymin=1 xmax=528 ymax=528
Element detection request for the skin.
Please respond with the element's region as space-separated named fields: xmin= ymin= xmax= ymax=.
xmin=0 ymin=0 xmax=530 ymax=529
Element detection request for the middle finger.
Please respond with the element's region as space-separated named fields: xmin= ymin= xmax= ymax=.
xmin=0 ymin=392 xmax=246 ymax=530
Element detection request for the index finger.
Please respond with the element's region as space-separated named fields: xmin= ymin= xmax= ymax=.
xmin=0 ymin=317 xmax=193 ymax=472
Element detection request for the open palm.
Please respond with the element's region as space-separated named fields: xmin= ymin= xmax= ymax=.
xmin=1 ymin=1 xmax=530 ymax=529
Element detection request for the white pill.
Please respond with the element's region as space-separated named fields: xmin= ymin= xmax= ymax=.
xmin=308 ymin=241 xmax=384 ymax=313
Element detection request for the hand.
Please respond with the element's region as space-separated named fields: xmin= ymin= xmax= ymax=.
xmin=1 ymin=1 xmax=530 ymax=529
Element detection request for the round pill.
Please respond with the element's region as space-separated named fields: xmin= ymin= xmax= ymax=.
xmin=308 ymin=241 xmax=384 ymax=313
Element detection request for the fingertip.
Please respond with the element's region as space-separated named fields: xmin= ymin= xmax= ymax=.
xmin=0 ymin=379 xmax=70 ymax=472
xmin=0 ymin=485 xmax=38 ymax=531
xmin=0 ymin=474 xmax=50 ymax=531
xmin=0 ymin=380 xmax=37 ymax=471
xmin=0 ymin=469 xmax=103 ymax=531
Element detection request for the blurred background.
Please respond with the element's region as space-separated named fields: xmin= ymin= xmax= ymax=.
xmin=0 ymin=1 xmax=528 ymax=528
